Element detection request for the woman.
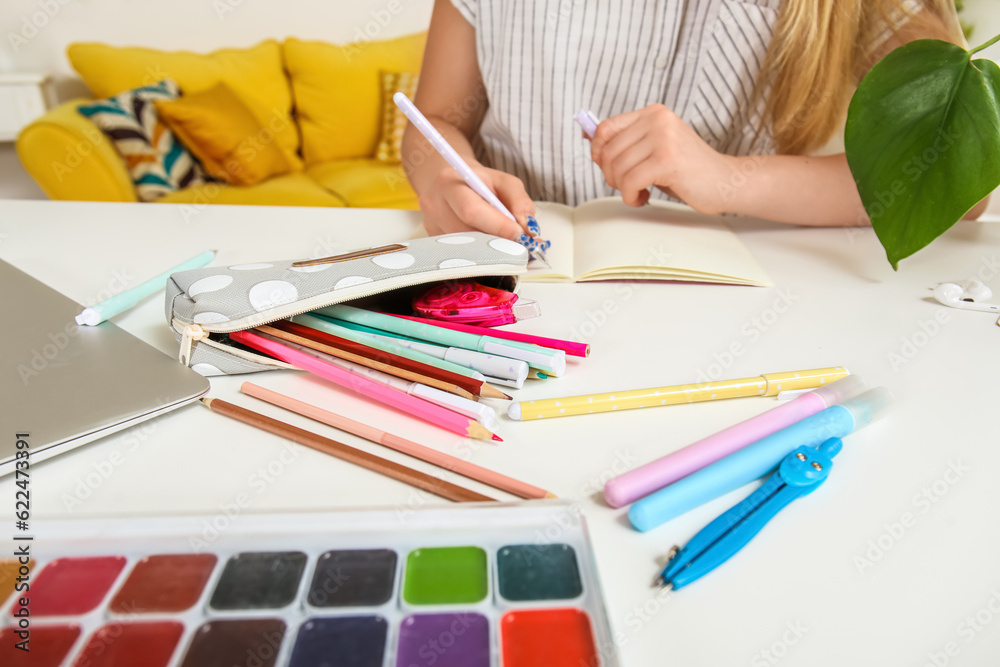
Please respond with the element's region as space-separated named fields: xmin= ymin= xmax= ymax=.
xmin=402 ymin=0 xmax=980 ymax=240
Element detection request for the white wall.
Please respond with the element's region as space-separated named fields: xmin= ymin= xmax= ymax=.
xmin=1 ymin=0 xmax=434 ymax=101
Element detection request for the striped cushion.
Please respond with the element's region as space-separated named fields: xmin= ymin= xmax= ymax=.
xmin=375 ymin=71 xmax=419 ymax=163
xmin=78 ymin=80 xmax=211 ymax=202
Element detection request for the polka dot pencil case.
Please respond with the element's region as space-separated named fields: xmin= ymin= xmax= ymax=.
xmin=164 ymin=233 xmax=530 ymax=376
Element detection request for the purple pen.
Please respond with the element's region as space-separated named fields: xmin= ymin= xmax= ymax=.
xmin=603 ymin=374 xmax=867 ymax=508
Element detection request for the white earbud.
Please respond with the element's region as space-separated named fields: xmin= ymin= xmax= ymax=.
xmin=932 ymin=281 xmax=1000 ymax=313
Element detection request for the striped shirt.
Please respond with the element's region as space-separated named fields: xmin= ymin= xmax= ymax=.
xmin=450 ymin=0 xmax=783 ymax=206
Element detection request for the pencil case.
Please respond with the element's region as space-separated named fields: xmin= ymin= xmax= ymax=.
xmin=164 ymin=233 xmax=530 ymax=376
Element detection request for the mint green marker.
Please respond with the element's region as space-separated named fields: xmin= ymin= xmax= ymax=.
xmin=75 ymin=250 xmax=215 ymax=326
xmin=316 ymin=304 xmax=566 ymax=376
xmin=292 ymin=314 xmax=485 ymax=380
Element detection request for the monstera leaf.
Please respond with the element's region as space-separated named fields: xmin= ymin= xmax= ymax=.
xmin=845 ymin=36 xmax=1000 ymax=269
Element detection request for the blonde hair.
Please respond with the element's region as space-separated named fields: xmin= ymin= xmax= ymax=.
xmin=760 ymin=0 xmax=965 ymax=155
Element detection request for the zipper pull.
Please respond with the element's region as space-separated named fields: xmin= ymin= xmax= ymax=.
xmin=174 ymin=320 xmax=209 ymax=366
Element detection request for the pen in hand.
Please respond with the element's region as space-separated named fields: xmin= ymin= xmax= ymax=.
xmin=394 ymin=92 xmax=549 ymax=264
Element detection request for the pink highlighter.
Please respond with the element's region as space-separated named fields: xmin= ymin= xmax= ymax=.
xmin=412 ymin=281 xmax=540 ymax=327
xmin=603 ymin=374 xmax=867 ymax=508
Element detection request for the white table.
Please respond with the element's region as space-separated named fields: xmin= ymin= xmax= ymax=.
xmin=2 ymin=200 xmax=999 ymax=666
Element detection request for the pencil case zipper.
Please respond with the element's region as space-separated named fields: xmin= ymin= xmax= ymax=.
xmin=171 ymin=263 xmax=526 ymax=368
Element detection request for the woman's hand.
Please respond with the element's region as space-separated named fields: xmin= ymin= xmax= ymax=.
xmin=590 ymin=104 xmax=740 ymax=214
xmin=419 ymin=164 xmax=535 ymax=238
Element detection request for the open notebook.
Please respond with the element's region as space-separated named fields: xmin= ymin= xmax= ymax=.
xmin=524 ymin=198 xmax=771 ymax=286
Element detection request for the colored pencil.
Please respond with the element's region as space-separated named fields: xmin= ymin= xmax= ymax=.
xmin=278 ymin=318 xmax=510 ymax=400
xmin=257 ymin=323 xmax=476 ymax=401
xmin=201 ymin=397 xmax=494 ymax=502
xmin=231 ymin=330 xmax=503 ymax=441
xmin=507 ymin=367 xmax=851 ymax=421
xmin=393 ymin=313 xmax=591 ymax=358
xmin=241 ymin=383 xmax=555 ymax=500
xmin=316 ymin=305 xmax=566 ymax=376
xmin=253 ymin=332 xmax=497 ymax=430
xmin=329 ymin=321 xmax=530 ymax=383
xmin=297 ymin=314 xmax=486 ymax=380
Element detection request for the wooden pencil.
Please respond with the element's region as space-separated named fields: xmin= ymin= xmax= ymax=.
xmin=269 ymin=320 xmax=510 ymax=400
xmin=231 ymin=330 xmax=502 ymax=441
xmin=201 ymin=397 xmax=495 ymax=503
xmin=242 ymin=382 xmax=556 ymax=500
xmin=256 ymin=323 xmax=476 ymax=401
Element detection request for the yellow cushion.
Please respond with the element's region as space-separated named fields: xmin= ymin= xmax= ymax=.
xmin=284 ymin=33 xmax=427 ymax=165
xmin=154 ymin=83 xmax=291 ymax=186
xmin=156 ymin=171 xmax=346 ymax=208
xmin=17 ymin=99 xmax=138 ymax=202
xmin=306 ymin=159 xmax=418 ymax=209
xmin=67 ymin=41 xmax=302 ymax=170
xmin=375 ymin=71 xmax=419 ymax=163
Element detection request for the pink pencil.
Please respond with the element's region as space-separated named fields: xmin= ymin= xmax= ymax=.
xmin=392 ymin=314 xmax=590 ymax=358
xmin=231 ymin=331 xmax=501 ymax=441
xmin=241 ymin=382 xmax=553 ymax=499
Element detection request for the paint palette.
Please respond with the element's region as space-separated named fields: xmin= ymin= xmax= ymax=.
xmin=0 ymin=502 xmax=619 ymax=666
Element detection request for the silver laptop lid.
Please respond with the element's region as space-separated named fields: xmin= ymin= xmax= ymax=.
xmin=0 ymin=260 xmax=209 ymax=473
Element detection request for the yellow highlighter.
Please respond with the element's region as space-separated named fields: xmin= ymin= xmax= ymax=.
xmin=506 ymin=367 xmax=850 ymax=421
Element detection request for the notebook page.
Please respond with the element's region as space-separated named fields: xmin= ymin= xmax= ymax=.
xmin=571 ymin=198 xmax=772 ymax=285
xmin=522 ymin=201 xmax=577 ymax=282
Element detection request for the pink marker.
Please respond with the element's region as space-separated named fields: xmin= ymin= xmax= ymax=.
xmin=392 ymin=314 xmax=590 ymax=358
xmin=603 ymin=374 xmax=866 ymax=508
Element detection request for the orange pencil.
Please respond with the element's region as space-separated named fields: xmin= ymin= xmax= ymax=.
xmin=241 ymin=382 xmax=556 ymax=500
xmin=201 ymin=397 xmax=494 ymax=503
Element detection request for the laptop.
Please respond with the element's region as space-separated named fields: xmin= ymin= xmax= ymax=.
xmin=0 ymin=260 xmax=210 ymax=475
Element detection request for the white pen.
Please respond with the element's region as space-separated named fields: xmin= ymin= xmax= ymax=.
xmin=394 ymin=92 xmax=547 ymax=264
xmin=360 ymin=330 xmax=530 ymax=384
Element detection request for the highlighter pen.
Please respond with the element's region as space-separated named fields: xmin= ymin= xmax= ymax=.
xmin=628 ymin=387 xmax=892 ymax=532
xmin=393 ymin=92 xmax=547 ymax=264
xmin=604 ymin=375 xmax=868 ymax=508
xmin=75 ymin=250 xmax=215 ymax=325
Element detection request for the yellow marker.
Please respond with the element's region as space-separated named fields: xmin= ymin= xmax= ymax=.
xmin=506 ymin=367 xmax=849 ymax=421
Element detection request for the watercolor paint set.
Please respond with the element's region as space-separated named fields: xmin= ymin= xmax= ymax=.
xmin=1 ymin=501 xmax=618 ymax=667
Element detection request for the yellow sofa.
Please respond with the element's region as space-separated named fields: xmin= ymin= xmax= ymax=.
xmin=16 ymin=35 xmax=426 ymax=209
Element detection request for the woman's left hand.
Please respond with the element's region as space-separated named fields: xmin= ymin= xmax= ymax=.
xmin=590 ymin=104 xmax=741 ymax=214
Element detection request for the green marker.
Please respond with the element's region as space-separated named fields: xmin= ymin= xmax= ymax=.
xmin=317 ymin=304 xmax=566 ymax=376
xmin=292 ymin=314 xmax=483 ymax=380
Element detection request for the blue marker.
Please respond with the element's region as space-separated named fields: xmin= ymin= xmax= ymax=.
xmin=629 ymin=388 xmax=892 ymax=532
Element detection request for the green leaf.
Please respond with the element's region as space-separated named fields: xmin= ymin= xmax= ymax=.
xmin=845 ymin=38 xmax=1000 ymax=269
